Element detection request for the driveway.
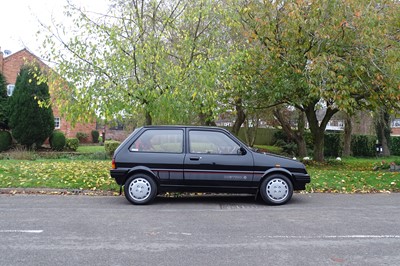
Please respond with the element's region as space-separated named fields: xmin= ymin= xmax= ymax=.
xmin=0 ymin=193 xmax=399 ymax=266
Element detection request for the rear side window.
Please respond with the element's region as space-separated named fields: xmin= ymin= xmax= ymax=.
xmin=189 ymin=130 xmax=240 ymax=154
xmin=129 ymin=129 xmax=183 ymax=153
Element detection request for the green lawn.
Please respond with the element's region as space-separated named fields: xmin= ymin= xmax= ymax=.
xmin=305 ymin=157 xmax=400 ymax=193
xmin=77 ymin=145 xmax=105 ymax=153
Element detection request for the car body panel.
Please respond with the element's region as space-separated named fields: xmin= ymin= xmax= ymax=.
xmin=110 ymin=126 xmax=310 ymax=197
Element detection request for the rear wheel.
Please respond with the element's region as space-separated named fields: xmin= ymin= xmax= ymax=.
xmin=124 ymin=174 xmax=157 ymax=205
xmin=260 ymin=174 xmax=293 ymax=205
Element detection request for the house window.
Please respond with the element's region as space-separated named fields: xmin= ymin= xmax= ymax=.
xmin=7 ymin=84 xmax=15 ymax=96
xmin=54 ymin=117 xmax=61 ymax=129
xmin=392 ymin=119 xmax=400 ymax=128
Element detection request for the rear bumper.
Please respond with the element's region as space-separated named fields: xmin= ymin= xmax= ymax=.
xmin=110 ymin=169 xmax=128 ymax=185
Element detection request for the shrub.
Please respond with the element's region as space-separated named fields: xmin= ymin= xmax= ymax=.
xmin=273 ymin=132 xmax=297 ymax=156
xmin=91 ymin=130 xmax=100 ymax=143
xmin=0 ymin=131 xmax=12 ymax=152
xmin=66 ymin=138 xmax=79 ymax=151
xmin=50 ymin=131 xmax=66 ymax=151
xmin=76 ymin=132 xmax=89 ymax=143
xmin=105 ymin=140 xmax=121 ymax=157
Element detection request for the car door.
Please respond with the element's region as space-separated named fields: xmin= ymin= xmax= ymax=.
xmin=184 ymin=129 xmax=254 ymax=188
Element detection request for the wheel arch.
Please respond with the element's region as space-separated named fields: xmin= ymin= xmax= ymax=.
xmin=259 ymin=168 xmax=294 ymax=188
xmin=126 ymin=166 xmax=159 ymax=186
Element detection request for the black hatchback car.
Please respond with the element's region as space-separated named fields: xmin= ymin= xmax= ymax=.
xmin=110 ymin=126 xmax=310 ymax=205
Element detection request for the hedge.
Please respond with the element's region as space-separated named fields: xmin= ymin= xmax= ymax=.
xmin=324 ymin=133 xmax=342 ymax=157
xmin=226 ymin=127 xmax=278 ymax=145
xmin=351 ymin=135 xmax=376 ymax=157
xmin=273 ymin=129 xmax=379 ymax=158
xmin=390 ymin=136 xmax=400 ymax=156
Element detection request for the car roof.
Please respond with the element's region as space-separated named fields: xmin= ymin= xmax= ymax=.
xmin=140 ymin=125 xmax=229 ymax=131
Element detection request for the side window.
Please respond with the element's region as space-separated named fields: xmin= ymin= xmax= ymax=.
xmin=130 ymin=129 xmax=183 ymax=153
xmin=189 ymin=130 xmax=240 ymax=154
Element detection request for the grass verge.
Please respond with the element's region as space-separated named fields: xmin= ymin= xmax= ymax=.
xmin=0 ymin=160 xmax=118 ymax=192
xmin=0 ymin=155 xmax=399 ymax=194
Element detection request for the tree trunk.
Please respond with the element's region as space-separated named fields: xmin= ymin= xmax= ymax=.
xmin=231 ymin=98 xmax=246 ymax=136
xmin=375 ymin=108 xmax=391 ymax=156
xmin=381 ymin=132 xmax=391 ymax=156
xmin=145 ymin=111 xmax=152 ymax=125
xmin=304 ymin=103 xmax=339 ymax=162
xmin=297 ymin=138 xmax=307 ymax=158
xmin=342 ymin=113 xmax=352 ymax=157
xmin=296 ymin=111 xmax=307 ymax=158
xmin=312 ymin=130 xmax=325 ymax=162
xmin=273 ymin=107 xmax=307 ymax=158
xmin=243 ymin=114 xmax=259 ymax=146
xmin=382 ymin=112 xmax=391 ymax=157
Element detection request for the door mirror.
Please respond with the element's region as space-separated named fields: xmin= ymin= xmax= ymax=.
xmin=237 ymin=147 xmax=247 ymax=155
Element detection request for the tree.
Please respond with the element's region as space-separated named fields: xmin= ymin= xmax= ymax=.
xmin=9 ymin=65 xmax=54 ymax=149
xmin=0 ymin=72 xmax=9 ymax=130
xmin=41 ymin=0 xmax=232 ymax=126
xmin=241 ymin=0 xmax=400 ymax=161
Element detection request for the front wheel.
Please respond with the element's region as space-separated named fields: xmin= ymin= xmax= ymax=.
xmin=260 ymin=174 xmax=293 ymax=205
xmin=124 ymin=174 xmax=157 ymax=205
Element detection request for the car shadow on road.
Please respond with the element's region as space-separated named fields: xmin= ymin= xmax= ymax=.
xmin=130 ymin=193 xmax=309 ymax=207
xmin=154 ymin=194 xmax=256 ymax=204
xmin=114 ymin=193 xmax=307 ymax=208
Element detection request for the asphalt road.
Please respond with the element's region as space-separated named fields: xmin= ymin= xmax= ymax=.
xmin=0 ymin=193 xmax=399 ymax=266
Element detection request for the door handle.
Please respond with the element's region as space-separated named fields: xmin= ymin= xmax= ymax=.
xmin=190 ymin=156 xmax=201 ymax=161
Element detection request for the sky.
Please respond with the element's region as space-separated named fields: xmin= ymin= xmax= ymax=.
xmin=0 ymin=0 xmax=108 ymax=56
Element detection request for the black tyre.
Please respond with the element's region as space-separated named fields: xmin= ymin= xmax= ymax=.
xmin=260 ymin=174 xmax=293 ymax=205
xmin=124 ymin=174 xmax=157 ymax=205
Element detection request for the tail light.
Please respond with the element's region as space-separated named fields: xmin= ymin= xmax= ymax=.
xmin=111 ymin=159 xmax=116 ymax=169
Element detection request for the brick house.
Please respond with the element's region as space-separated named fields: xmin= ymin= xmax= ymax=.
xmin=391 ymin=116 xmax=400 ymax=136
xmin=0 ymin=48 xmax=96 ymax=142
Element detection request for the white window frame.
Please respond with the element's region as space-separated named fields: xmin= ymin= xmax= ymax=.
xmin=392 ymin=118 xmax=400 ymax=128
xmin=54 ymin=117 xmax=61 ymax=129
xmin=7 ymin=84 xmax=15 ymax=96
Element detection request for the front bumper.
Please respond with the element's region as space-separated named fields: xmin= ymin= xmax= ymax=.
xmin=292 ymin=173 xmax=311 ymax=190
